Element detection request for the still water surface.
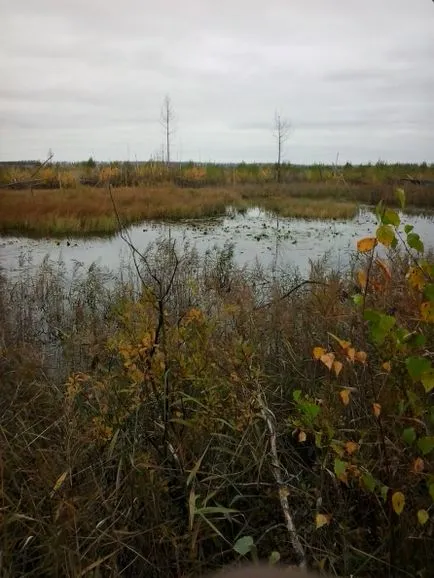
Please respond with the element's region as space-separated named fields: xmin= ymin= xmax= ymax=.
xmin=1 ymin=207 xmax=434 ymax=277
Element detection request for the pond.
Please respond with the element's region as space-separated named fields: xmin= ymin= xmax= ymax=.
xmin=1 ymin=207 xmax=434 ymax=277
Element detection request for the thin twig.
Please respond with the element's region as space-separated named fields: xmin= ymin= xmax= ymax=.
xmin=256 ymin=389 xmax=307 ymax=568
xmin=254 ymin=280 xmax=327 ymax=310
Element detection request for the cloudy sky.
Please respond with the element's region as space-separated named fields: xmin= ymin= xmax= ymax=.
xmin=0 ymin=0 xmax=433 ymax=163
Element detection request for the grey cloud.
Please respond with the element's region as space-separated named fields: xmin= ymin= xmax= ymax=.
xmin=0 ymin=0 xmax=433 ymax=162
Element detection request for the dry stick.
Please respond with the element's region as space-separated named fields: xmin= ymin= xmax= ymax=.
xmin=254 ymin=280 xmax=327 ymax=311
xmin=256 ymin=390 xmax=307 ymax=569
xmin=108 ymin=184 xmax=183 ymax=470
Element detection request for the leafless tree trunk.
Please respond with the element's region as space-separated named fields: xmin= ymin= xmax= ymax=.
xmin=273 ymin=112 xmax=290 ymax=183
xmin=160 ymin=95 xmax=175 ymax=166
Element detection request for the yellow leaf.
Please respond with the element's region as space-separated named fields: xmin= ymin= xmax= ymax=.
xmin=320 ymin=352 xmax=335 ymax=371
xmin=298 ymin=430 xmax=307 ymax=443
xmin=315 ymin=513 xmax=331 ymax=529
xmin=345 ymin=441 xmax=359 ymax=456
xmin=420 ymin=301 xmax=434 ymax=323
xmin=372 ymin=403 xmax=381 ymax=418
xmin=392 ymin=491 xmax=405 ymax=515
xmin=382 ymin=361 xmax=392 ymax=373
xmin=357 ymin=270 xmax=367 ymax=290
xmin=375 ymin=258 xmax=392 ymax=280
xmin=406 ymin=266 xmax=425 ymax=290
xmin=51 ymin=471 xmax=68 ymax=497
xmin=355 ymin=351 xmax=367 ymax=364
xmin=328 ymin=333 xmax=351 ymax=351
xmin=413 ymin=457 xmax=424 ymax=474
xmin=339 ymin=389 xmax=351 ymax=406
xmin=313 ymin=346 xmax=326 ymax=360
xmin=346 ymin=348 xmax=356 ymax=362
xmin=357 ymin=237 xmax=377 ymax=253
xmin=333 ymin=360 xmax=343 ymax=377
xmin=417 ymin=509 xmax=429 ymax=526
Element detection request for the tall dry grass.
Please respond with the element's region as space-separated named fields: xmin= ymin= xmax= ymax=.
xmin=1 ymin=236 xmax=433 ymax=577
xmin=0 ymin=186 xmax=360 ymax=237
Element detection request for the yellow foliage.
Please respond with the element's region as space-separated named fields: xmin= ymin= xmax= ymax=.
xmin=355 ymin=351 xmax=367 ymax=364
xmin=320 ymin=352 xmax=335 ymax=370
xmin=412 ymin=457 xmax=424 ymax=474
xmin=315 ymin=513 xmax=331 ymax=529
xmin=346 ymin=348 xmax=356 ymax=362
xmin=420 ymin=301 xmax=434 ymax=323
xmin=406 ymin=267 xmax=425 ymax=290
xmin=339 ymin=389 xmax=351 ymax=406
xmin=357 ymin=237 xmax=377 ymax=253
xmin=333 ymin=360 xmax=343 ymax=377
xmin=417 ymin=509 xmax=429 ymax=526
xmin=392 ymin=491 xmax=405 ymax=515
xmin=382 ymin=361 xmax=392 ymax=373
xmin=344 ymin=441 xmax=359 ymax=456
xmin=313 ymin=346 xmax=326 ymax=360
xmin=357 ymin=270 xmax=367 ymax=290
xmin=372 ymin=403 xmax=381 ymax=417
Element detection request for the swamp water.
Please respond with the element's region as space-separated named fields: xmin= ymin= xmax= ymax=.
xmin=1 ymin=207 xmax=434 ymax=278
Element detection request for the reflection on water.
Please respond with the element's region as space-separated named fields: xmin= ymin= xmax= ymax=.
xmin=1 ymin=207 xmax=434 ymax=277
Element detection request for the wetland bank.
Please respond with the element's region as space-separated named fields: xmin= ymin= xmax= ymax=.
xmin=1 ymin=163 xmax=434 ymax=578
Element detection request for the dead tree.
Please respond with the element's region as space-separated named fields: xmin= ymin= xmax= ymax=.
xmin=273 ymin=112 xmax=290 ymax=183
xmin=160 ymin=95 xmax=175 ymax=166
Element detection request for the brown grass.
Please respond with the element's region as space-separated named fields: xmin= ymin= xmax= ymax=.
xmin=0 ymin=185 xmax=359 ymax=237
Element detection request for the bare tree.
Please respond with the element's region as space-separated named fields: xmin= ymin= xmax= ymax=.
xmin=273 ymin=111 xmax=290 ymax=183
xmin=160 ymin=94 xmax=175 ymax=166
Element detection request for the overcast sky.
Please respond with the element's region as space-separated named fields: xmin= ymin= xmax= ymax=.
xmin=0 ymin=0 xmax=433 ymax=164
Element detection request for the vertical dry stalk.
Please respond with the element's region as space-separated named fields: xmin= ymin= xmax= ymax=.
xmin=256 ymin=390 xmax=307 ymax=569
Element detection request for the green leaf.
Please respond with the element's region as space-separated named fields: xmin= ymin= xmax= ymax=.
xmin=361 ymin=472 xmax=376 ymax=493
xmin=407 ymin=232 xmax=424 ymax=253
xmin=352 ymin=293 xmax=364 ymax=307
xmin=421 ymin=371 xmax=434 ymax=393
xmin=375 ymin=200 xmax=385 ymax=222
xmin=293 ymin=389 xmax=302 ymax=402
xmin=404 ymin=224 xmax=414 ymax=234
xmin=424 ymin=284 xmax=434 ymax=302
xmin=405 ymin=333 xmax=426 ymax=348
xmin=402 ymin=427 xmax=417 ymax=445
xmin=417 ymin=437 xmax=434 ymax=456
xmin=379 ymin=314 xmax=396 ymax=332
xmin=366 ymin=312 xmax=396 ymax=345
xmin=234 ymin=536 xmax=254 ymax=556
xmin=380 ymin=485 xmax=389 ymax=503
xmin=376 ymin=224 xmax=396 ymax=247
xmin=382 ymin=208 xmax=400 ymax=227
xmin=406 ymin=357 xmax=431 ymax=380
xmin=269 ymin=551 xmax=281 ymax=565
xmin=417 ymin=509 xmax=429 ymax=526
xmin=299 ymin=401 xmax=321 ymax=423
xmin=364 ymin=309 xmax=381 ymax=323
xmin=334 ymin=458 xmax=347 ymax=479
xmin=396 ymin=188 xmax=405 ymax=209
